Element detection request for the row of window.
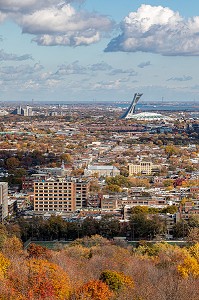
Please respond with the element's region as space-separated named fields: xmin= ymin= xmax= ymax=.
xmin=35 ymin=208 xmax=72 ymax=211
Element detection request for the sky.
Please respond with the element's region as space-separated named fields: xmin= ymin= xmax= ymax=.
xmin=1 ymin=0 xmax=199 ymax=103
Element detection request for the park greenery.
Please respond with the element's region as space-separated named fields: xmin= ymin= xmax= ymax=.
xmin=11 ymin=211 xmax=199 ymax=242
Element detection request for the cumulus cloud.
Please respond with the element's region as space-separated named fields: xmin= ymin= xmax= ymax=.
xmin=53 ymin=60 xmax=136 ymax=77
xmin=138 ymin=61 xmax=151 ymax=68
xmin=0 ymin=0 xmax=80 ymax=13
xmin=89 ymin=62 xmax=112 ymax=72
xmin=105 ymin=4 xmax=199 ymax=56
xmin=93 ymin=79 xmax=122 ymax=90
xmin=108 ymin=68 xmax=137 ymax=76
xmin=0 ymin=11 xmax=6 ymax=22
xmin=0 ymin=49 xmax=32 ymax=61
xmin=0 ymin=63 xmax=43 ymax=81
xmin=54 ymin=61 xmax=87 ymax=76
xmin=0 ymin=2 xmax=113 ymax=46
xmin=9 ymin=4 xmax=113 ymax=47
xmin=167 ymin=75 xmax=192 ymax=82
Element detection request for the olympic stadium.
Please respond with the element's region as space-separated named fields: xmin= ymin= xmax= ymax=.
xmin=121 ymin=94 xmax=171 ymax=120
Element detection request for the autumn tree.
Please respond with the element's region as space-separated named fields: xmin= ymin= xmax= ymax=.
xmin=6 ymin=157 xmax=20 ymax=170
xmin=177 ymin=255 xmax=199 ymax=278
xmin=1 ymin=236 xmax=23 ymax=259
xmin=71 ymin=280 xmax=113 ymax=300
xmin=0 ymin=252 xmax=10 ymax=279
xmin=99 ymin=270 xmax=134 ymax=292
xmin=27 ymin=243 xmax=50 ymax=259
xmin=187 ymin=228 xmax=199 ymax=244
xmin=25 ymin=259 xmax=71 ymax=299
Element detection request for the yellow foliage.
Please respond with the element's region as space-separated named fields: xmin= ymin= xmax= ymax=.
xmin=65 ymin=245 xmax=91 ymax=259
xmin=188 ymin=243 xmax=199 ymax=261
xmin=100 ymin=269 xmax=134 ymax=292
xmin=0 ymin=252 xmax=10 ymax=279
xmin=177 ymin=255 xmax=199 ymax=278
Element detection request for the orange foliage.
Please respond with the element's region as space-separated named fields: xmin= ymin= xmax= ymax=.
xmin=27 ymin=243 xmax=50 ymax=259
xmin=26 ymin=259 xmax=71 ymax=299
xmin=72 ymin=280 xmax=113 ymax=300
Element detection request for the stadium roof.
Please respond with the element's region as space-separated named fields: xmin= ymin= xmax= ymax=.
xmin=125 ymin=112 xmax=172 ymax=120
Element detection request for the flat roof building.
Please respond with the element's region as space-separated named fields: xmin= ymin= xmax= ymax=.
xmin=34 ymin=177 xmax=89 ymax=213
xmin=129 ymin=162 xmax=160 ymax=175
xmin=84 ymin=165 xmax=120 ymax=177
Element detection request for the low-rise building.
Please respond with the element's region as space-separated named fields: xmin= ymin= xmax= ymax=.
xmin=84 ymin=165 xmax=120 ymax=177
xmin=128 ymin=161 xmax=160 ymax=175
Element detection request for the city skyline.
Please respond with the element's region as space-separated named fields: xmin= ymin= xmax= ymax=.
xmin=1 ymin=0 xmax=199 ymax=102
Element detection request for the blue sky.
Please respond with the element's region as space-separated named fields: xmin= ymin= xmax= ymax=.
xmin=0 ymin=0 xmax=199 ymax=103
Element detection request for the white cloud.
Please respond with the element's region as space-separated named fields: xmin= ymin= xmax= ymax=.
xmin=89 ymin=62 xmax=112 ymax=72
xmin=138 ymin=61 xmax=151 ymax=68
xmin=54 ymin=61 xmax=87 ymax=75
xmin=53 ymin=60 xmax=136 ymax=77
xmin=108 ymin=68 xmax=137 ymax=76
xmin=0 ymin=49 xmax=32 ymax=61
xmin=92 ymin=79 xmax=124 ymax=90
xmin=167 ymin=75 xmax=192 ymax=82
xmin=13 ymin=4 xmax=113 ymax=46
xmin=0 ymin=2 xmax=113 ymax=46
xmin=0 ymin=63 xmax=43 ymax=82
xmin=105 ymin=4 xmax=199 ymax=56
xmin=0 ymin=1 xmax=78 ymax=13
xmin=0 ymin=11 xmax=6 ymax=22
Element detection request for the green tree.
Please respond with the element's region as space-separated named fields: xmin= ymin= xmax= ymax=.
xmin=99 ymin=270 xmax=134 ymax=292
xmin=130 ymin=206 xmax=149 ymax=214
xmin=161 ymin=205 xmax=178 ymax=214
xmin=173 ymin=220 xmax=189 ymax=238
xmin=129 ymin=213 xmax=166 ymax=240
xmin=99 ymin=215 xmax=120 ymax=238
xmin=105 ymin=175 xmax=131 ymax=188
xmin=81 ymin=217 xmax=99 ymax=237
xmin=104 ymin=184 xmax=122 ymax=193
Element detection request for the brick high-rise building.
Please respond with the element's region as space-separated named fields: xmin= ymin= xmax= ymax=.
xmin=34 ymin=177 xmax=89 ymax=212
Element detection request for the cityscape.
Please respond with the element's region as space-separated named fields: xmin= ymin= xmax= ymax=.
xmin=0 ymin=0 xmax=199 ymax=299
xmin=0 ymin=98 xmax=198 ymax=298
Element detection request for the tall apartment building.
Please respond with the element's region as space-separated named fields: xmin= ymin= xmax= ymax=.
xmin=0 ymin=182 xmax=8 ymax=222
xmin=75 ymin=180 xmax=89 ymax=209
xmin=11 ymin=105 xmax=33 ymax=116
xmin=128 ymin=162 xmax=160 ymax=175
xmin=34 ymin=178 xmax=89 ymax=212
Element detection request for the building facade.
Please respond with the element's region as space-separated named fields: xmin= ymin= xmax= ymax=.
xmin=128 ymin=162 xmax=160 ymax=175
xmin=84 ymin=165 xmax=120 ymax=177
xmin=34 ymin=178 xmax=89 ymax=212
xmin=0 ymin=182 xmax=8 ymax=222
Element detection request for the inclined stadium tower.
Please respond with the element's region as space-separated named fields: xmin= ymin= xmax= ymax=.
xmin=120 ymin=93 xmax=143 ymax=119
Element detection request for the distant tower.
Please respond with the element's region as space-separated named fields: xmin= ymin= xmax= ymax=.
xmin=121 ymin=93 xmax=143 ymax=119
